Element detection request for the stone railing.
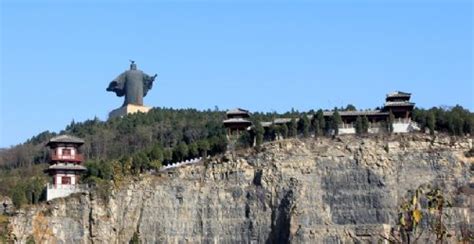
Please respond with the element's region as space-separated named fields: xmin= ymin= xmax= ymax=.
xmin=159 ymin=157 xmax=203 ymax=172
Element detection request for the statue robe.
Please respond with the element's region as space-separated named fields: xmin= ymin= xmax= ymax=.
xmin=107 ymin=69 xmax=155 ymax=106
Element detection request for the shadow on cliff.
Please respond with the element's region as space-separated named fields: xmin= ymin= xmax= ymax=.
xmin=266 ymin=189 xmax=295 ymax=244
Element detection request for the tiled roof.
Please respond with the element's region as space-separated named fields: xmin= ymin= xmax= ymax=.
xmin=323 ymin=110 xmax=389 ymax=116
xmin=386 ymin=91 xmax=411 ymax=98
xmin=47 ymin=135 xmax=85 ymax=146
xmin=226 ymin=108 xmax=250 ymax=115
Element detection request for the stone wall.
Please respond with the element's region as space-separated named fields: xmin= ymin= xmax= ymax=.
xmin=8 ymin=134 xmax=473 ymax=243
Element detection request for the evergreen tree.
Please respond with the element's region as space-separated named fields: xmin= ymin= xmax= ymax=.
xmin=427 ymin=111 xmax=436 ymax=135
xmin=315 ymin=109 xmax=325 ymax=136
xmin=163 ymin=148 xmax=173 ymax=163
xmin=11 ymin=184 xmax=27 ymax=208
xmin=355 ymin=116 xmax=363 ymax=134
xmin=197 ymin=140 xmax=210 ymax=157
xmin=280 ymin=124 xmax=289 ymax=138
xmin=173 ymin=142 xmax=189 ymax=162
xmin=188 ymin=142 xmax=199 ymax=158
xmin=362 ymin=116 xmax=369 ymax=133
xmin=254 ymin=120 xmax=264 ymax=147
xmin=331 ymin=109 xmax=342 ymax=135
xmin=149 ymin=144 xmax=164 ymax=162
xmin=388 ymin=111 xmax=395 ymax=133
xmin=298 ymin=115 xmax=310 ymax=137
xmin=289 ymin=118 xmax=297 ymax=137
xmin=345 ymin=104 xmax=357 ymax=111
xmin=268 ymin=123 xmax=277 ymax=141
xmin=131 ymin=152 xmax=149 ymax=175
xmin=312 ymin=120 xmax=320 ymax=137
xmin=238 ymin=131 xmax=253 ymax=148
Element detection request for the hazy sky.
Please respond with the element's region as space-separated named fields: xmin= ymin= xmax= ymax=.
xmin=1 ymin=0 xmax=472 ymax=147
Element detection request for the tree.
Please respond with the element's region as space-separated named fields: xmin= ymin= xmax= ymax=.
xmin=254 ymin=121 xmax=264 ymax=147
xmin=345 ymin=104 xmax=357 ymax=111
xmin=163 ymin=148 xmax=173 ymax=163
xmin=209 ymin=135 xmax=227 ymax=155
xmin=197 ymin=140 xmax=210 ymax=157
xmin=298 ymin=115 xmax=310 ymax=137
xmin=331 ymin=109 xmax=342 ymax=135
xmin=355 ymin=116 xmax=363 ymax=134
xmin=173 ymin=142 xmax=188 ymax=162
xmin=238 ymin=131 xmax=253 ymax=148
xmin=25 ymin=177 xmax=45 ymax=204
xmin=149 ymin=144 xmax=164 ymax=162
xmin=312 ymin=119 xmax=320 ymax=137
xmin=188 ymin=142 xmax=199 ymax=158
xmin=11 ymin=184 xmax=27 ymax=208
xmin=131 ymin=152 xmax=149 ymax=175
xmin=289 ymin=118 xmax=297 ymax=137
xmin=267 ymin=123 xmax=277 ymax=141
xmin=314 ymin=109 xmax=325 ymax=136
xmin=362 ymin=116 xmax=369 ymax=134
xmin=427 ymin=111 xmax=435 ymax=135
xmin=388 ymin=111 xmax=395 ymax=133
xmin=280 ymin=124 xmax=288 ymax=138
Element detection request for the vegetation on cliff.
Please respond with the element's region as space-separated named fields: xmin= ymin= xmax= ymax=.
xmin=0 ymin=105 xmax=472 ymax=207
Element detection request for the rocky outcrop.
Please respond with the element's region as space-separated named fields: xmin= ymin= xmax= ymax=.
xmin=8 ymin=134 xmax=473 ymax=243
xmin=0 ymin=196 xmax=14 ymax=216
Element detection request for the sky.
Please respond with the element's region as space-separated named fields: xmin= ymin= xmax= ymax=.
xmin=0 ymin=0 xmax=472 ymax=147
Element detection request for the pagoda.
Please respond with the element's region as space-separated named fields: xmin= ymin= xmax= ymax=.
xmin=223 ymin=108 xmax=253 ymax=137
xmin=382 ymin=91 xmax=415 ymax=120
xmin=45 ymin=135 xmax=87 ymax=201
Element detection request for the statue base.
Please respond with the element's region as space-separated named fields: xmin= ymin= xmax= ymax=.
xmin=109 ymin=104 xmax=151 ymax=119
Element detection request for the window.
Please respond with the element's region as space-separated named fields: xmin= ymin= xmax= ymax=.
xmin=61 ymin=176 xmax=71 ymax=185
xmin=62 ymin=148 xmax=71 ymax=156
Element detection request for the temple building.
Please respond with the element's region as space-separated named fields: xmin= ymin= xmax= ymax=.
xmin=228 ymin=91 xmax=419 ymax=136
xmin=223 ymin=108 xmax=253 ymax=137
xmin=44 ymin=135 xmax=87 ymax=201
xmin=382 ymin=91 xmax=415 ymax=119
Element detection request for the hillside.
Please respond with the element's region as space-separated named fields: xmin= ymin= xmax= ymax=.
xmin=5 ymin=134 xmax=472 ymax=243
xmin=0 ymin=105 xmax=472 ymax=209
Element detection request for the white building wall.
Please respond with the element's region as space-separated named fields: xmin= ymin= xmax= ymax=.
xmin=46 ymin=184 xmax=86 ymax=201
xmin=339 ymin=128 xmax=356 ymax=135
xmin=393 ymin=123 xmax=410 ymax=133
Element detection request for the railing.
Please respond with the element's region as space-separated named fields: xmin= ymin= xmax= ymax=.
xmin=50 ymin=154 xmax=84 ymax=162
xmin=339 ymin=122 xmax=384 ymax=129
xmin=159 ymin=157 xmax=204 ymax=171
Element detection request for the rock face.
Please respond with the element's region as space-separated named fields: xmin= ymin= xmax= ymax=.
xmin=8 ymin=135 xmax=473 ymax=243
xmin=0 ymin=196 xmax=14 ymax=215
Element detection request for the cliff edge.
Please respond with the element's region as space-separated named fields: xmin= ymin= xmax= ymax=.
xmin=8 ymin=134 xmax=473 ymax=243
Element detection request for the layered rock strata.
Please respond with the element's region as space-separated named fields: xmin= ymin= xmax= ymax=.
xmin=8 ymin=135 xmax=473 ymax=243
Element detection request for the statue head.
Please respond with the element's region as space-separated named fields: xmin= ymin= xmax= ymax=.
xmin=130 ymin=60 xmax=137 ymax=70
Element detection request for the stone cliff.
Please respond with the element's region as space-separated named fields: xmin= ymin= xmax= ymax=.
xmin=7 ymin=135 xmax=473 ymax=243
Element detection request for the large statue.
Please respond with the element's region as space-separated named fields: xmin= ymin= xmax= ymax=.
xmin=107 ymin=61 xmax=157 ymax=106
